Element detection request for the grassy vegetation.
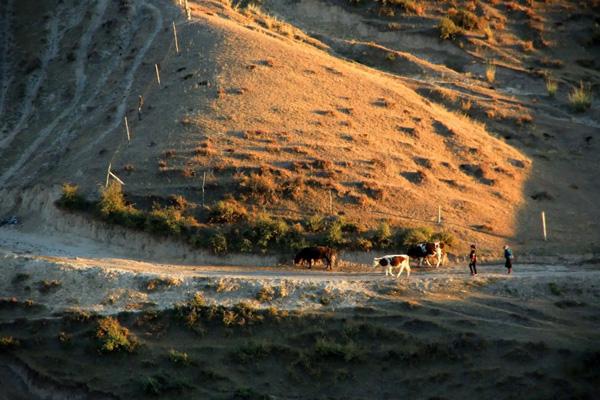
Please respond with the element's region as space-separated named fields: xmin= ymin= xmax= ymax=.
xmin=96 ymin=317 xmax=138 ymax=353
xmin=439 ymin=17 xmax=462 ymax=40
xmin=548 ymin=282 xmax=562 ymax=296
xmin=1 ymin=299 xmax=596 ymax=399
xmin=485 ymin=63 xmax=496 ymax=84
xmin=169 ymin=349 xmax=191 ymax=365
xmin=57 ymin=184 xmax=456 ymax=256
xmin=568 ymin=82 xmax=592 ymax=112
xmin=0 ymin=336 xmax=20 ymax=348
xmin=448 ymin=8 xmax=482 ymax=31
xmin=545 ymin=78 xmax=558 ymax=97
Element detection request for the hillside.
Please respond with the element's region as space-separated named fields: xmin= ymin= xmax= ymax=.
xmin=0 ymin=0 xmax=598 ymax=255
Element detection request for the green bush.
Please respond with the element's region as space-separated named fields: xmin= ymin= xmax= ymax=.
xmin=209 ymin=199 xmax=247 ymax=223
xmin=305 ymin=214 xmax=325 ymax=233
xmin=57 ymin=183 xmax=90 ymax=211
xmin=209 ymin=232 xmax=228 ymax=255
xmin=252 ymin=214 xmax=289 ymax=253
xmin=325 ymin=218 xmax=346 ymax=247
xmin=96 ymin=317 xmax=137 ymax=353
xmin=145 ymin=206 xmax=198 ymax=236
xmin=399 ymin=226 xmax=433 ymax=246
xmin=439 ymin=17 xmax=462 ymax=40
xmin=373 ymin=222 xmax=393 ymax=249
xmin=98 ymin=181 xmax=129 ymax=217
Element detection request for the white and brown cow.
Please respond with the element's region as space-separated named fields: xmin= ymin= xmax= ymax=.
xmin=372 ymin=255 xmax=410 ymax=279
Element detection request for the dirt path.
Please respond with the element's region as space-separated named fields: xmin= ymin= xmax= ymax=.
xmin=79 ymin=2 xmax=165 ymax=155
xmin=0 ymin=2 xmax=75 ymax=151
xmin=0 ymin=1 xmax=108 ymax=186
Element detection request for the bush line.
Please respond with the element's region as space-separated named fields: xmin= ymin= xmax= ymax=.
xmin=57 ymin=183 xmax=455 ymax=256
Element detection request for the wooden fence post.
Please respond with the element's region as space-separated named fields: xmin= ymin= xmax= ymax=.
xmin=124 ymin=116 xmax=130 ymax=143
xmin=542 ymin=211 xmax=547 ymax=241
xmin=155 ymin=64 xmax=161 ymax=86
xmin=172 ymin=21 xmax=179 ymax=54
xmin=105 ymin=162 xmax=111 ymax=187
xmin=202 ymin=171 xmax=206 ymax=207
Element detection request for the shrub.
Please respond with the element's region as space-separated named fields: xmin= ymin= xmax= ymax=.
xmin=38 ymin=279 xmax=62 ymax=293
xmin=485 ymin=63 xmax=496 ymax=83
xmin=169 ymin=349 xmax=191 ymax=365
xmin=98 ymin=181 xmax=129 ymax=217
xmin=548 ymin=282 xmax=562 ymax=296
xmin=143 ymin=374 xmax=191 ymax=395
xmin=256 ymin=285 xmax=275 ymax=303
xmin=58 ymin=331 xmax=72 ymax=346
xmin=209 ymin=199 xmax=247 ymax=223
xmin=449 ymin=8 xmax=481 ymax=30
xmin=315 ymin=338 xmax=362 ymax=362
xmin=373 ymin=222 xmax=393 ymax=249
xmin=545 ymin=78 xmax=558 ymax=97
xmin=439 ymin=17 xmax=462 ymax=40
xmin=568 ymin=82 xmax=592 ymax=112
xmin=0 ymin=336 xmax=20 ymax=348
xmin=209 ymin=231 xmax=228 ymax=255
xmin=237 ymin=173 xmax=278 ymax=204
xmin=145 ymin=206 xmax=198 ymax=236
xmin=57 ymin=183 xmax=90 ymax=211
xmin=168 ymin=194 xmax=188 ymax=209
xmin=400 ymin=226 xmax=433 ymax=246
xmin=232 ymin=341 xmax=272 ymax=363
xmin=146 ymin=277 xmax=181 ymax=292
xmin=325 ymin=218 xmax=346 ymax=247
xmin=96 ymin=317 xmax=137 ymax=353
xmin=390 ymin=0 xmax=424 ymax=15
xmin=355 ymin=237 xmax=373 ymax=252
xmin=306 ymin=215 xmax=326 ymax=233
xmin=251 ymin=214 xmax=289 ymax=253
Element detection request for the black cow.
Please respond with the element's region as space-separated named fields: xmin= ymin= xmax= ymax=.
xmin=294 ymin=246 xmax=337 ymax=270
xmin=406 ymin=242 xmax=445 ymax=267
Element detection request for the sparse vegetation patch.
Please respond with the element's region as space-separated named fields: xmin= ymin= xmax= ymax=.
xmin=96 ymin=317 xmax=138 ymax=353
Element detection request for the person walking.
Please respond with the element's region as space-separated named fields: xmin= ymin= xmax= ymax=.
xmin=503 ymin=245 xmax=513 ymax=274
xmin=468 ymin=244 xmax=477 ymax=276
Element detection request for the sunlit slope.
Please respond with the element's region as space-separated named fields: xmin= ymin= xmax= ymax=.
xmin=0 ymin=0 xmax=531 ymax=247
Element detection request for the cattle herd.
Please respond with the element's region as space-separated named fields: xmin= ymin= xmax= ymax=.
xmin=293 ymin=242 xmax=446 ymax=279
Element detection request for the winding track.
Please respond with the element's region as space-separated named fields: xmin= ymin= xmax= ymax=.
xmin=0 ymin=1 xmax=165 ymax=187
xmin=23 ymin=2 xmax=165 ymax=185
xmin=0 ymin=1 xmax=108 ymax=186
xmin=0 ymin=2 xmax=75 ymax=150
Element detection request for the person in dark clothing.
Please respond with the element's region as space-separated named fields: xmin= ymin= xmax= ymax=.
xmin=468 ymin=244 xmax=477 ymax=276
xmin=504 ymin=245 xmax=513 ymax=274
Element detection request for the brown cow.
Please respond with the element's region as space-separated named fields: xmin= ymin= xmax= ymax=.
xmin=294 ymin=246 xmax=337 ymax=270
